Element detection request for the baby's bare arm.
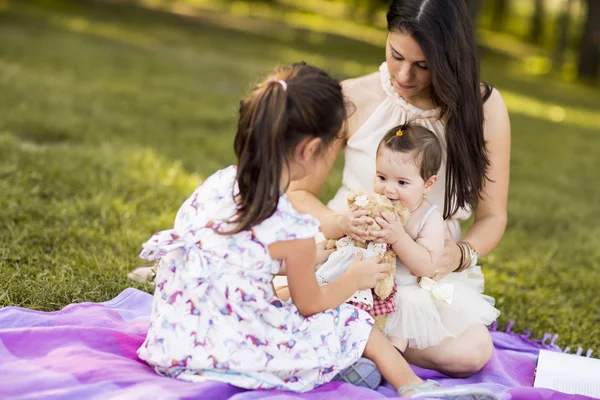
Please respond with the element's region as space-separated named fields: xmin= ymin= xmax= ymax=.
xmin=391 ymin=209 xmax=445 ymax=277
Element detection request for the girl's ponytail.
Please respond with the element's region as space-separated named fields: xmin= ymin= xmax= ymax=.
xmin=230 ymin=80 xmax=288 ymax=234
xmin=227 ymin=63 xmax=346 ymax=234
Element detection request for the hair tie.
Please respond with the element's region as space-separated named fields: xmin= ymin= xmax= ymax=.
xmin=396 ymin=129 xmax=404 ymax=137
xmin=267 ymin=77 xmax=287 ymax=91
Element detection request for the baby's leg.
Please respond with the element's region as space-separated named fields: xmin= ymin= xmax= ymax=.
xmin=363 ymin=328 xmax=422 ymax=390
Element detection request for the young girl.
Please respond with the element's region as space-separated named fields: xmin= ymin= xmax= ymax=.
xmin=136 ymin=63 xmax=454 ymax=396
xmin=365 ymin=123 xmax=501 ymax=351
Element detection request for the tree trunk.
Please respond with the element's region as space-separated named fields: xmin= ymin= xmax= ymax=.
xmin=491 ymin=0 xmax=509 ymax=31
xmin=529 ymin=0 xmax=545 ymax=44
xmin=577 ymin=0 xmax=600 ymax=80
xmin=553 ymin=0 xmax=575 ymax=72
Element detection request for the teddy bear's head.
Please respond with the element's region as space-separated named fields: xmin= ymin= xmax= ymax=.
xmin=347 ymin=190 xmax=410 ymax=241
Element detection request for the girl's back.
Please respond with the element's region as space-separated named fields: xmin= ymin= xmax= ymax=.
xmin=151 ymin=165 xmax=319 ymax=278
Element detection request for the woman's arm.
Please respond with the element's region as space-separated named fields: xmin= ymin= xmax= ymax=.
xmin=269 ymin=239 xmax=387 ymax=317
xmin=442 ymin=88 xmax=511 ymax=271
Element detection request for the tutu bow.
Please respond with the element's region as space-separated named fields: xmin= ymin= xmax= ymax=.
xmin=418 ymin=277 xmax=454 ymax=305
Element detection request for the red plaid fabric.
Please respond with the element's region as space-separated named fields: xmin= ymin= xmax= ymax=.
xmin=348 ymin=281 xmax=398 ymax=316
xmin=370 ymin=283 xmax=397 ymax=317
xmin=350 ymin=301 xmax=372 ymax=312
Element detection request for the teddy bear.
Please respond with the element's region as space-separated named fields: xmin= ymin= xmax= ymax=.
xmin=323 ymin=190 xmax=410 ymax=330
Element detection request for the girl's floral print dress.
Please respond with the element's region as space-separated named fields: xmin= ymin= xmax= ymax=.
xmin=137 ymin=166 xmax=374 ymax=392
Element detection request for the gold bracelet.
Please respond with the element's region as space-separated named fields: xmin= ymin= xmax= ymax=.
xmin=455 ymin=242 xmax=468 ymax=272
xmin=464 ymin=241 xmax=478 ymax=268
xmin=457 ymin=242 xmax=470 ymax=272
xmin=455 ymin=241 xmax=478 ymax=272
xmin=464 ymin=242 xmax=473 ymax=270
xmin=456 ymin=242 xmax=465 ymax=272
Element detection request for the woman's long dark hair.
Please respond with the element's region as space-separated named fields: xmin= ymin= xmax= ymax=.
xmin=228 ymin=62 xmax=347 ymax=234
xmin=387 ymin=0 xmax=492 ymax=219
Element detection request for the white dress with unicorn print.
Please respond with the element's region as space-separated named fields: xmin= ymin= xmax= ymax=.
xmin=137 ymin=166 xmax=374 ymax=392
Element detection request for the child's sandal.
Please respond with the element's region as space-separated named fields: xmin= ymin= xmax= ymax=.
xmin=332 ymin=357 xmax=382 ymax=390
xmin=398 ymin=379 xmax=498 ymax=399
xmin=127 ymin=262 xmax=158 ymax=285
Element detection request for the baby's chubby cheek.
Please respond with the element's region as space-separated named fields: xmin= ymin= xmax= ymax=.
xmin=373 ymin=187 xmax=388 ymax=198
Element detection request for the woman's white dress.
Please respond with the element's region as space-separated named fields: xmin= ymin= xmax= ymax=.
xmin=328 ymin=63 xmax=500 ymax=349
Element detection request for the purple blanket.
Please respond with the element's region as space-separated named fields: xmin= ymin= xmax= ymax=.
xmin=0 ymin=289 xmax=592 ymax=400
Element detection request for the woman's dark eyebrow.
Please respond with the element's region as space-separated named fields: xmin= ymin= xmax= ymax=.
xmin=390 ymin=44 xmax=427 ymax=64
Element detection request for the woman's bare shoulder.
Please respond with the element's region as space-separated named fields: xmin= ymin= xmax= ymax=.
xmin=483 ymin=86 xmax=506 ymax=106
xmin=483 ymin=87 xmax=510 ymax=141
xmin=342 ymin=71 xmax=386 ymax=135
xmin=342 ymin=71 xmax=385 ymax=104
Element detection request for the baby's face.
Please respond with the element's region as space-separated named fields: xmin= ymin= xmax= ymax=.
xmin=374 ymin=147 xmax=426 ymax=211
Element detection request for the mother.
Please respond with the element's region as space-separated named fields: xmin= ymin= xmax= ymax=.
xmin=288 ymin=0 xmax=510 ymax=378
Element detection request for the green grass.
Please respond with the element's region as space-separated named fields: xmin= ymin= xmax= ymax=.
xmin=1 ymin=0 xmax=599 ymax=354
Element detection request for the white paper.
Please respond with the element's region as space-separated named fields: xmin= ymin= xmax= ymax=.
xmin=534 ymin=349 xmax=600 ymax=398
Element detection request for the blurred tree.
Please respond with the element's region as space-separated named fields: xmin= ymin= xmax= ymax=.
xmin=346 ymin=0 xmax=388 ymax=25
xmin=577 ymin=0 xmax=600 ymax=81
xmin=365 ymin=0 xmax=384 ymax=24
xmin=529 ymin=0 xmax=545 ymax=44
xmin=553 ymin=0 xmax=575 ymax=73
xmin=491 ymin=0 xmax=510 ymax=31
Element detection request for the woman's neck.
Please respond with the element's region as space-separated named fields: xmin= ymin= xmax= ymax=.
xmin=402 ymin=90 xmax=435 ymax=111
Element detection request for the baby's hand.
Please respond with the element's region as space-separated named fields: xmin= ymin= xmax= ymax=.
xmin=337 ymin=205 xmax=373 ymax=243
xmin=347 ymin=253 xmax=389 ymax=290
xmin=369 ymin=212 xmax=407 ymax=245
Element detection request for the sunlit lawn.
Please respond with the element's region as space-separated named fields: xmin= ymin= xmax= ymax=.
xmin=1 ymin=0 xmax=599 ymax=354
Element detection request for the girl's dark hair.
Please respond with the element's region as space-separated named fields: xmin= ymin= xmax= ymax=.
xmin=386 ymin=0 xmax=493 ymax=219
xmin=229 ymin=62 xmax=346 ymax=234
xmin=378 ymin=123 xmax=442 ymax=180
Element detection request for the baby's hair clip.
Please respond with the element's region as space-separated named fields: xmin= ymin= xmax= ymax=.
xmin=396 ymin=129 xmax=404 ymax=137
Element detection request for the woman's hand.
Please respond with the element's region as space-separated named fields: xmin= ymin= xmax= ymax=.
xmin=315 ymin=240 xmax=335 ymax=265
xmin=439 ymin=235 xmax=462 ymax=279
xmin=346 ymin=253 xmax=388 ymax=290
xmin=336 ymin=205 xmax=372 ymax=243
xmin=369 ymin=212 xmax=407 ymax=245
